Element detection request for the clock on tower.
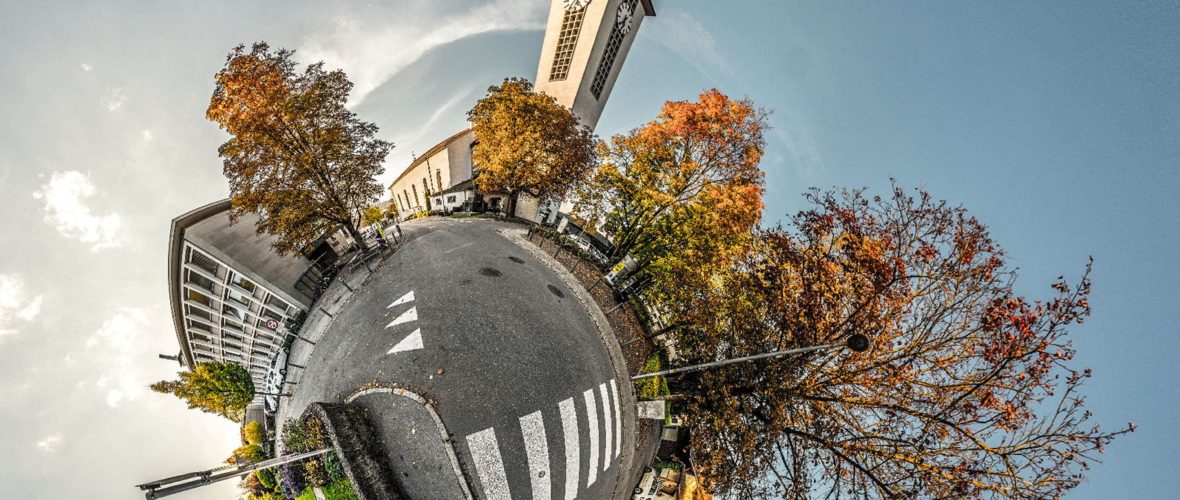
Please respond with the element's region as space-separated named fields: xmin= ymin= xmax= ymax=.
xmin=535 ymin=0 xmax=656 ymax=131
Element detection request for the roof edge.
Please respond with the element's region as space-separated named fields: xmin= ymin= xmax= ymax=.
xmin=389 ymin=128 xmax=473 ymax=187
xmin=167 ymin=199 xmax=233 ymax=369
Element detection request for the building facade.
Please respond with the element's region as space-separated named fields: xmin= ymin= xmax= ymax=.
xmin=167 ymin=200 xmax=315 ymax=392
xmin=388 ymin=129 xmax=477 ymax=218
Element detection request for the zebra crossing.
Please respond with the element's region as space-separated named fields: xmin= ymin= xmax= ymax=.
xmin=465 ymin=380 xmax=624 ymax=500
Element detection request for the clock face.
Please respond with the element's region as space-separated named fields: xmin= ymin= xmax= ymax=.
xmin=616 ymin=1 xmax=634 ymax=35
xmin=564 ymin=0 xmax=590 ymax=12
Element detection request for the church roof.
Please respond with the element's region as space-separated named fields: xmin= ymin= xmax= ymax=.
xmin=389 ymin=128 xmax=472 ymax=187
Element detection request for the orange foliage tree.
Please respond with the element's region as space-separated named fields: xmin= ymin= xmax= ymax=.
xmin=206 ymin=42 xmax=390 ymax=255
xmin=467 ymin=77 xmax=596 ymax=216
xmin=668 ymin=184 xmax=1133 ymax=499
xmin=574 ymin=89 xmax=766 ymax=288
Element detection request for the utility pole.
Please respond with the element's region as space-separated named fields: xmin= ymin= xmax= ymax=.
xmin=632 ymin=334 xmax=871 ymax=380
xmin=136 ymin=448 xmax=331 ymax=499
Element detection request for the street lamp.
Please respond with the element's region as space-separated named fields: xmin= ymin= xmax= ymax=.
xmin=632 ymin=334 xmax=871 ymax=381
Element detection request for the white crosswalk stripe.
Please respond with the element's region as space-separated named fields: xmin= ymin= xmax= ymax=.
xmin=520 ymin=411 xmax=551 ymax=500
xmin=558 ymin=397 xmax=580 ymax=500
xmin=599 ymin=383 xmax=612 ymax=472
xmin=583 ymin=388 xmax=599 ymax=488
xmin=610 ymin=379 xmax=621 ymax=458
xmin=467 ymin=427 xmax=512 ymax=500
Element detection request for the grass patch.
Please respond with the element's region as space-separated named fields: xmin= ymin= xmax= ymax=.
xmin=296 ymin=478 xmax=358 ymax=500
xmin=652 ymin=457 xmax=684 ymax=472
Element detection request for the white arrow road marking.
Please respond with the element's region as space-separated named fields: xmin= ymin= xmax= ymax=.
xmin=610 ymin=379 xmax=622 ymax=458
xmin=387 ymin=290 xmax=415 ymax=308
xmin=386 ymin=328 xmax=423 ymax=354
xmin=600 ymin=383 xmax=612 ymax=472
xmin=385 ymin=306 xmax=418 ymax=328
xmin=520 ymin=411 xmax=551 ymax=500
xmin=467 ymin=427 xmax=512 ymax=500
xmin=558 ymin=397 xmax=580 ymax=500
xmin=583 ymin=389 xmax=599 ymax=487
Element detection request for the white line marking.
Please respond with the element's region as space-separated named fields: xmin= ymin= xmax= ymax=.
xmin=583 ymin=389 xmax=599 ymax=487
xmin=386 ymin=328 xmax=423 ymax=354
xmin=387 ymin=290 xmax=415 ymax=308
xmin=466 ymin=427 xmax=512 ymax=500
xmin=520 ymin=411 xmax=551 ymax=500
xmin=559 ymin=397 xmax=580 ymax=500
xmin=385 ymin=306 xmax=418 ymax=328
xmin=599 ymin=383 xmax=612 ymax=472
xmin=610 ymin=379 xmax=622 ymax=458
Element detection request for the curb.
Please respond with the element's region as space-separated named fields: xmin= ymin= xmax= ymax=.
xmin=346 ymin=386 xmax=474 ymax=500
xmin=499 ymin=227 xmax=640 ymax=500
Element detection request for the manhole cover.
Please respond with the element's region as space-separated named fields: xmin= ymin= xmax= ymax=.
xmin=547 ymin=284 xmax=565 ymax=298
xmin=480 ymin=267 xmax=502 ymax=277
xmin=508 ymin=256 xmax=525 ymax=264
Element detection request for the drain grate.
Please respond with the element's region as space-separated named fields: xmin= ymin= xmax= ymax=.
xmin=480 ymin=267 xmax=502 ymax=277
xmin=547 ymin=284 xmax=565 ymax=298
xmin=508 ymin=256 xmax=525 ymax=264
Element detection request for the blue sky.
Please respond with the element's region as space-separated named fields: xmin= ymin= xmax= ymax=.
xmin=0 ymin=1 xmax=1175 ymax=498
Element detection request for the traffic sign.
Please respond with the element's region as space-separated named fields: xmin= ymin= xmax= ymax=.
xmin=265 ymin=318 xmax=279 ymax=331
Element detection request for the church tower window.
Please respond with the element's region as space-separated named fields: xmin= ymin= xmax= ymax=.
xmin=549 ymin=1 xmax=590 ymax=81
xmin=590 ymin=0 xmax=637 ymax=100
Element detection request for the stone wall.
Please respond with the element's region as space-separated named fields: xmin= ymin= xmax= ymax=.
xmin=303 ymin=403 xmax=405 ymax=500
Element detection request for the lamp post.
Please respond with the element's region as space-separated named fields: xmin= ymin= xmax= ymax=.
xmin=632 ymin=334 xmax=871 ymax=381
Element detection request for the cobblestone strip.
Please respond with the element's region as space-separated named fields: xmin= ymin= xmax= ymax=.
xmin=346 ymin=387 xmax=474 ymax=500
xmin=499 ymin=227 xmax=641 ymax=500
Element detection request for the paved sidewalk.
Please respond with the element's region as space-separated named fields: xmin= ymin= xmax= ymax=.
xmin=275 ymin=246 xmax=394 ymax=447
xmin=347 ymin=387 xmax=472 ymax=500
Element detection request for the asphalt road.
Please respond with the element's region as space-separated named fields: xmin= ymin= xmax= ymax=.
xmin=287 ymin=218 xmax=627 ymax=500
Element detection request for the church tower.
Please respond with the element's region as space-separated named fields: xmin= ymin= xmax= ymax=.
xmin=535 ymin=0 xmax=655 ymax=131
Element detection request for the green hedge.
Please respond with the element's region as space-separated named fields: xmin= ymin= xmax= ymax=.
xmin=635 ymin=352 xmax=670 ymax=399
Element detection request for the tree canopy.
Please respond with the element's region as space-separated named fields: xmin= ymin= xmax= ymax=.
xmin=150 ymin=361 xmax=255 ymax=422
xmin=206 ymin=41 xmax=391 ymax=255
xmin=467 ymin=77 xmax=596 ymax=215
xmin=667 ymin=184 xmax=1133 ymax=499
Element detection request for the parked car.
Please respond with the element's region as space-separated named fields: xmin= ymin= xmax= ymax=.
xmin=263 ymin=344 xmax=290 ymax=414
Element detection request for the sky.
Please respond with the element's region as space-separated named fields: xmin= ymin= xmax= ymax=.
xmin=0 ymin=1 xmax=1176 ymax=499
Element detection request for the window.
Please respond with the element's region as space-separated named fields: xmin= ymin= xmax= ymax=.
xmin=423 ymin=178 xmax=430 ymax=195
xmin=265 ymin=294 xmax=291 ymax=313
xmin=186 ymin=269 xmax=216 ymax=293
xmin=590 ymin=0 xmax=638 ymax=99
xmin=549 ymin=4 xmax=588 ymax=81
xmin=411 ymin=185 xmax=418 ymax=206
xmin=447 ymin=195 xmax=457 ymax=203
xmin=229 ymin=272 xmax=256 ymax=293
xmin=187 ymin=306 xmax=212 ymax=322
xmin=187 ymin=289 xmax=213 ymax=309
xmin=187 ymin=248 xmax=219 ymax=276
xmin=437 ymin=170 xmax=443 ymax=192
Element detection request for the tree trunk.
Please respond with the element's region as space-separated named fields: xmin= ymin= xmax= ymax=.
xmin=344 ymin=222 xmax=370 ymax=253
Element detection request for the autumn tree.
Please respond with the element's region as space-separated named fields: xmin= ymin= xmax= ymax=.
xmin=206 ymin=42 xmax=391 ymax=255
xmin=467 ymin=77 xmax=596 ymax=216
xmin=666 ymin=184 xmax=1133 ymax=499
xmin=151 ymin=361 xmax=255 ymax=422
xmin=574 ymin=89 xmax=766 ymax=284
xmin=228 ymin=444 xmax=267 ymax=464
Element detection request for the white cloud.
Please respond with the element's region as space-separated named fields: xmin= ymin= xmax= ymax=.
xmin=80 ymin=63 xmax=92 ymax=72
xmin=0 ymin=274 xmax=42 ymax=340
xmin=102 ymin=87 xmax=125 ymax=111
xmin=87 ymin=308 xmax=151 ymax=407
xmin=33 ymin=171 xmax=123 ymax=250
xmin=298 ymin=0 xmax=548 ymax=106
xmin=36 ymin=433 xmax=64 ymax=454
xmin=639 ymin=9 xmax=728 ymax=76
xmin=142 ymin=129 xmax=154 ymax=141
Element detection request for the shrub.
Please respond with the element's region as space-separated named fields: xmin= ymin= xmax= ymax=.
xmin=277 ymin=461 xmax=306 ymax=500
xmin=283 ymin=417 xmax=330 ymax=453
xmin=257 ymin=468 xmax=277 ymax=490
xmin=245 ymin=421 xmax=266 ymax=445
xmin=325 ymin=452 xmax=347 ymax=482
xmin=229 ymin=444 xmax=267 ymax=464
xmin=635 ymin=352 xmax=670 ymax=399
xmin=323 ymin=479 xmax=360 ymax=500
xmin=304 ymin=457 xmax=330 ymax=487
